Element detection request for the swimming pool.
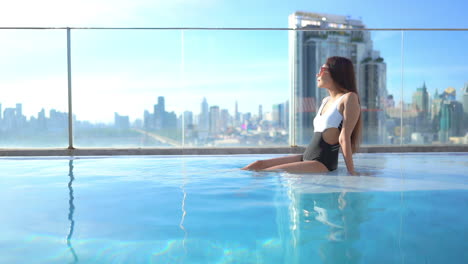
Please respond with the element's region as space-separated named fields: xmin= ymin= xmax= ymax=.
xmin=0 ymin=153 xmax=467 ymax=263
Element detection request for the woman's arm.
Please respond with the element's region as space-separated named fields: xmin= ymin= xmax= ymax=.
xmin=242 ymin=155 xmax=303 ymax=171
xmin=338 ymin=92 xmax=360 ymax=175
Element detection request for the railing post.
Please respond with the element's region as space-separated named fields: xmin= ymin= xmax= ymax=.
xmin=67 ymin=28 xmax=74 ymax=149
xmin=400 ymin=30 xmax=404 ymax=146
xmin=289 ymin=29 xmax=296 ymax=147
xmin=181 ymin=30 xmax=185 ymax=148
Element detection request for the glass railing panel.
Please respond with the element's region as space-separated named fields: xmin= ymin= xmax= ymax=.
xmin=292 ymin=29 xmax=402 ymax=147
xmin=181 ymin=30 xmax=289 ymax=147
xmin=0 ymin=29 xmax=68 ymax=147
xmin=361 ymin=30 xmax=403 ymax=145
xmin=72 ymin=29 xmax=183 ymax=147
xmin=403 ymin=30 xmax=467 ymax=145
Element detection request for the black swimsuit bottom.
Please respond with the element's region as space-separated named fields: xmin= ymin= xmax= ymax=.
xmin=302 ymin=132 xmax=340 ymax=171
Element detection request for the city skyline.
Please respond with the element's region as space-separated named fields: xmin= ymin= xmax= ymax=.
xmin=0 ymin=79 xmax=466 ymax=148
xmin=0 ymin=79 xmax=466 ymax=123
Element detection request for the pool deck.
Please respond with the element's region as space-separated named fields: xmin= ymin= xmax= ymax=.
xmin=0 ymin=145 xmax=466 ymax=156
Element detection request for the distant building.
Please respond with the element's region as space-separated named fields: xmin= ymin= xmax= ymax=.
xmin=220 ymin=109 xmax=230 ymax=131
xmin=436 ymin=87 xmax=464 ymax=142
xmin=360 ymin=56 xmax=387 ymax=144
xmin=154 ymin=96 xmax=165 ymax=130
xmin=49 ymin=109 xmax=68 ymax=132
xmin=284 ymin=100 xmax=290 ymax=130
xmin=144 ymin=110 xmax=153 ymax=130
xmin=164 ymin=111 xmax=177 ymax=129
xmin=258 ymin=105 xmax=263 ymax=121
xmin=234 ymin=101 xmax=240 ymax=127
xmin=2 ymin=108 xmax=16 ymax=130
xmin=463 ymin=83 xmax=468 ymax=115
xmin=411 ymin=82 xmax=431 ymax=134
xmin=209 ymin=106 xmax=220 ymax=134
xmin=199 ymin=98 xmax=209 ymax=131
xmin=412 ymin=82 xmax=429 ymax=115
xmin=183 ymin=111 xmax=193 ymax=128
xmin=272 ymin=103 xmax=287 ymax=129
xmin=114 ymin=112 xmax=130 ymax=130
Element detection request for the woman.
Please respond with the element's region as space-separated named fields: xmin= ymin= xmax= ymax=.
xmin=242 ymin=56 xmax=362 ymax=175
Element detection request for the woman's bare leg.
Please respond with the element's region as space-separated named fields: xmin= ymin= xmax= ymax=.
xmin=262 ymin=160 xmax=329 ymax=173
xmin=242 ymin=154 xmax=303 ymax=171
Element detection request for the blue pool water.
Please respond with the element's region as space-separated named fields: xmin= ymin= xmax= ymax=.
xmin=0 ymin=153 xmax=467 ymax=264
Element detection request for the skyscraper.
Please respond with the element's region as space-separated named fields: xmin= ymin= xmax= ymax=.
xmin=463 ymin=83 xmax=468 ymax=115
xmin=209 ymin=106 xmax=221 ymax=134
xmin=234 ymin=101 xmax=240 ymax=126
xmin=258 ymin=105 xmax=263 ymax=121
xmin=183 ymin=111 xmax=193 ymax=128
xmin=220 ymin=109 xmax=230 ymax=131
xmin=360 ymin=57 xmax=387 ymax=143
xmin=114 ymin=113 xmax=130 ymax=129
xmin=289 ymin=11 xmax=385 ymax=145
xmin=199 ymin=97 xmax=209 ymax=131
xmin=154 ymin=96 xmax=165 ymax=129
xmin=272 ymin=103 xmax=286 ymax=129
xmin=3 ymin=108 xmax=16 ymax=130
xmin=16 ymin=103 xmax=22 ymax=118
xmin=412 ymin=82 xmax=429 ymax=117
xmin=437 ymin=87 xmax=464 ymax=142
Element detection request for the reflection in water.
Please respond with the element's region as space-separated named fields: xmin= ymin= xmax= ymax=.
xmin=286 ymin=178 xmax=373 ymax=264
xmin=67 ymin=160 xmax=78 ymax=263
xmin=179 ymin=159 xmax=188 ymax=253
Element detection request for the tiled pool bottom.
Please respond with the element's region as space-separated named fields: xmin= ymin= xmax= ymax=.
xmin=0 ymin=153 xmax=467 ymax=264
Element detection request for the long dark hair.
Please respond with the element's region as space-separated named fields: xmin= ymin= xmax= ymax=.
xmin=326 ymin=56 xmax=362 ymax=153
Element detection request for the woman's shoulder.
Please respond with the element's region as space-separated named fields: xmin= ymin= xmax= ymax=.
xmin=341 ymin=92 xmax=360 ymax=111
xmin=321 ymin=96 xmax=330 ymax=103
xmin=343 ymin=92 xmax=359 ymax=102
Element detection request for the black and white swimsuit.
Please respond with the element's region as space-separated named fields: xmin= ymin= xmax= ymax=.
xmin=302 ymin=94 xmax=347 ymax=171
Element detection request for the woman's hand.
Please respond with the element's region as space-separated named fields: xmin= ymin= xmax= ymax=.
xmin=241 ymin=160 xmax=265 ymax=171
xmin=348 ymin=170 xmax=374 ymax=176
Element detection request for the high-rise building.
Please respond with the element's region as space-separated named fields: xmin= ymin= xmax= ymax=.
xmin=284 ymin=100 xmax=290 ymax=130
xmin=234 ymin=101 xmax=240 ymax=126
xmin=114 ymin=112 xmax=130 ymax=129
xmin=37 ymin=108 xmax=46 ymax=130
xmin=220 ymin=109 xmax=230 ymax=131
xmin=360 ymin=56 xmax=387 ymax=143
xmin=272 ymin=103 xmax=286 ymax=128
xmin=165 ymin=111 xmax=177 ymax=129
xmin=157 ymin=96 xmax=165 ymax=113
xmin=154 ymin=96 xmax=165 ymax=130
xmin=209 ymin=106 xmax=220 ymax=134
xmin=289 ymin=11 xmax=385 ymax=145
xmin=49 ymin=109 xmax=67 ymax=131
xmin=199 ymin=98 xmax=209 ymax=131
xmin=144 ymin=110 xmax=153 ymax=130
xmin=437 ymin=87 xmax=464 ymax=142
xmin=3 ymin=108 xmax=16 ymax=130
xmin=412 ymin=83 xmax=430 ymax=116
xmin=183 ymin=111 xmax=193 ymax=128
xmin=16 ymin=103 xmax=22 ymax=118
xmin=463 ymin=83 xmax=468 ymax=115
xmin=258 ymin=105 xmax=263 ymax=121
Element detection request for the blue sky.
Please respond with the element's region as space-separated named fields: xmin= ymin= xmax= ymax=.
xmin=0 ymin=0 xmax=467 ymax=122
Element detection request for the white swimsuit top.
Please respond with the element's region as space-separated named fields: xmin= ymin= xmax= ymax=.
xmin=313 ymin=94 xmax=346 ymax=132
